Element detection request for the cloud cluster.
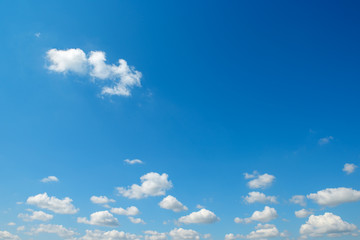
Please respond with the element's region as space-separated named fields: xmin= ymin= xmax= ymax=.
xmin=77 ymin=211 xmax=119 ymax=227
xmin=178 ymin=209 xmax=219 ymax=224
xmin=46 ymin=48 xmax=142 ymax=96
xmin=307 ymin=187 xmax=360 ymax=206
xmin=244 ymin=172 xmax=275 ymax=189
xmin=26 ymin=193 xmax=78 ymax=214
xmin=243 ymin=192 xmax=277 ymax=204
xmin=159 ymin=195 xmax=188 ymax=212
xmin=235 ymin=206 xmax=278 ymax=223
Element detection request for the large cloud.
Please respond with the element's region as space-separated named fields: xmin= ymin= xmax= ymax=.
xmin=46 ymin=48 xmax=142 ymax=97
xmin=159 ymin=195 xmax=188 ymax=212
xmin=307 ymin=187 xmax=360 ymax=206
xmin=235 ymin=206 xmax=278 ymax=223
xmin=244 ymin=172 xmax=275 ymax=189
xmin=169 ymin=228 xmax=200 ymax=240
xmin=29 ymin=224 xmax=78 ymax=239
xmin=26 ymin=193 xmax=78 ymax=214
xmin=79 ymin=230 xmax=140 ymax=240
xmin=111 ymin=206 xmax=140 ymax=216
xmin=117 ymin=172 xmax=172 ymax=199
xmin=77 ymin=211 xmax=119 ymax=227
xmin=18 ymin=210 xmax=53 ymax=222
xmin=300 ymin=212 xmax=357 ymax=237
xmin=0 ymin=231 xmax=20 ymax=240
xmin=178 ymin=209 xmax=219 ymax=224
xmin=243 ymin=192 xmax=277 ymax=204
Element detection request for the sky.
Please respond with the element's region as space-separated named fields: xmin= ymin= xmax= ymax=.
xmin=0 ymin=0 xmax=360 ymax=239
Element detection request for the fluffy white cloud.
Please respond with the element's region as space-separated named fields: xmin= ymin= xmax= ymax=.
xmin=159 ymin=195 xmax=188 ymax=212
xmin=343 ymin=163 xmax=357 ymax=174
xmin=47 ymin=48 xmax=142 ymax=96
xmin=29 ymin=224 xmax=78 ymax=239
xmin=144 ymin=230 xmax=167 ymax=240
xmin=90 ymin=196 xmax=115 ymax=205
xmin=178 ymin=209 xmax=219 ymax=224
xmin=243 ymin=192 xmax=277 ymax=204
xmin=0 ymin=231 xmax=20 ymax=240
xmin=124 ymin=159 xmax=144 ymax=165
xmin=79 ymin=230 xmax=140 ymax=240
xmin=40 ymin=176 xmax=59 ymax=183
xmin=244 ymin=224 xmax=280 ymax=239
xmin=117 ymin=172 xmax=172 ymax=199
xmin=300 ymin=212 xmax=357 ymax=237
xmin=224 ymin=233 xmax=240 ymax=240
xmin=26 ymin=193 xmax=78 ymax=214
xmin=235 ymin=206 xmax=278 ymax=223
xmin=289 ymin=195 xmax=306 ymax=206
xmin=7 ymin=222 xmax=16 ymax=226
xmin=111 ymin=206 xmax=140 ymax=216
xmin=245 ymin=172 xmax=275 ymax=189
xmin=318 ymin=136 xmax=334 ymax=145
xmin=129 ymin=217 xmax=145 ymax=224
xmin=295 ymin=209 xmax=313 ymax=218
xmin=77 ymin=211 xmax=119 ymax=227
xmin=307 ymin=187 xmax=360 ymax=206
xmin=18 ymin=210 xmax=53 ymax=222
xmin=169 ymin=228 xmax=200 ymax=240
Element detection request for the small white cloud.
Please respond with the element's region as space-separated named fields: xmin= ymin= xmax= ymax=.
xmin=129 ymin=216 xmax=145 ymax=224
xmin=34 ymin=32 xmax=41 ymax=38
xmin=290 ymin=195 xmax=306 ymax=206
xmin=144 ymin=230 xmax=167 ymax=240
xmin=16 ymin=226 xmax=25 ymax=232
xmin=225 ymin=224 xmax=281 ymax=240
xmin=26 ymin=192 xmax=78 ymax=214
xmin=0 ymin=231 xmax=20 ymax=240
xmin=245 ymin=172 xmax=275 ymax=189
xmin=169 ymin=228 xmax=200 ymax=240
xmin=196 ymin=204 xmax=204 ymax=209
xmin=159 ymin=195 xmax=188 ymax=212
xmin=307 ymin=187 xmax=360 ymax=206
xmin=18 ymin=210 xmax=53 ymax=222
xmin=178 ymin=209 xmax=219 ymax=224
xmin=235 ymin=206 xmax=278 ymax=223
xmin=243 ymin=192 xmax=277 ymax=204
xmin=111 ymin=206 xmax=140 ymax=216
xmin=124 ymin=159 xmax=144 ymax=165
xmin=295 ymin=209 xmax=313 ymax=218
xmin=40 ymin=176 xmax=59 ymax=183
xmin=300 ymin=212 xmax=357 ymax=237
xmin=7 ymin=222 xmax=16 ymax=226
xmin=225 ymin=233 xmax=241 ymax=240
xmin=117 ymin=172 xmax=172 ymax=199
xmin=29 ymin=224 xmax=78 ymax=239
xmin=79 ymin=230 xmax=140 ymax=240
xmin=318 ymin=136 xmax=334 ymax=145
xmin=90 ymin=196 xmax=115 ymax=205
xmin=343 ymin=163 xmax=357 ymax=175
xmin=77 ymin=211 xmax=119 ymax=227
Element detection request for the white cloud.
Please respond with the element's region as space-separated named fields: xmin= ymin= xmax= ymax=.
xmin=111 ymin=206 xmax=140 ymax=216
xmin=196 ymin=204 xmax=204 ymax=209
xmin=318 ymin=136 xmax=334 ymax=145
xmin=235 ymin=206 xmax=278 ymax=223
xmin=343 ymin=163 xmax=357 ymax=174
xmin=47 ymin=48 xmax=88 ymax=74
xmin=224 ymin=233 xmax=240 ymax=240
xmin=245 ymin=172 xmax=275 ymax=189
xmin=295 ymin=209 xmax=313 ymax=218
xmin=124 ymin=159 xmax=144 ymax=165
xmin=144 ymin=230 xmax=167 ymax=240
xmin=16 ymin=226 xmax=25 ymax=232
xmin=243 ymin=192 xmax=277 ymax=204
xmin=289 ymin=195 xmax=306 ymax=206
xmin=159 ymin=195 xmax=188 ymax=212
xmin=300 ymin=212 xmax=357 ymax=237
xmin=178 ymin=209 xmax=219 ymax=224
xmin=0 ymin=231 xmax=20 ymax=240
xmin=169 ymin=228 xmax=200 ymax=240
xmin=90 ymin=196 xmax=115 ymax=205
xmin=26 ymin=192 xmax=78 ymax=214
xmin=79 ymin=230 xmax=140 ymax=240
xmin=307 ymin=187 xmax=360 ymax=206
xmin=117 ymin=172 xmax=173 ymax=199
xmin=40 ymin=176 xmax=59 ymax=183
xmin=7 ymin=222 xmax=16 ymax=226
xmin=129 ymin=216 xmax=145 ymax=224
xmin=34 ymin=32 xmax=41 ymax=38
xmin=29 ymin=224 xmax=78 ymax=239
xmin=78 ymin=211 xmax=119 ymax=227
xmin=245 ymin=224 xmax=280 ymax=239
xmin=18 ymin=210 xmax=53 ymax=222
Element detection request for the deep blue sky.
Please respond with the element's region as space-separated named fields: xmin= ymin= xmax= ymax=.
xmin=0 ymin=1 xmax=360 ymax=239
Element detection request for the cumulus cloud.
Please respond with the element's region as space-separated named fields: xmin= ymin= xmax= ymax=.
xmin=169 ymin=228 xmax=200 ymax=240
xmin=244 ymin=224 xmax=280 ymax=239
xmin=343 ymin=163 xmax=357 ymax=174
xmin=289 ymin=195 xmax=306 ymax=206
xmin=111 ymin=206 xmax=140 ymax=216
xmin=159 ymin=195 xmax=188 ymax=212
xmin=129 ymin=216 xmax=145 ymax=224
xmin=318 ymin=136 xmax=334 ymax=145
xmin=26 ymin=192 xmax=78 ymax=214
xmin=124 ymin=159 xmax=144 ymax=165
xmin=144 ymin=230 xmax=167 ymax=240
xmin=243 ymin=192 xmax=277 ymax=204
xmin=78 ymin=211 xmax=119 ymax=227
xmin=307 ymin=187 xmax=360 ymax=206
xmin=0 ymin=231 xmax=20 ymax=240
xmin=46 ymin=48 xmax=142 ymax=97
xmin=295 ymin=209 xmax=313 ymax=218
xmin=29 ymin=224 xmax=78 ymax=239
xmin=300 ymin=212 xmax=357 ymax=237
xmin=235 ymin=206 xmax=278 ymax=223
xmin=40 ymin=176 xmax=59 ymax=183
xmin=117 ymin=172 xmax=172 ymax=199
xmin=178 ymin=209 xmax=219 ymax=224
xmin=90 ymin=196 xmax=115 ymax=206
xmin=224 ymin=233 xmax=241 ymax=240
xmin=18 ymin=209 xmax=53 ymax=222
xmin=244 ymin=172 xmax=275 ymax=189
xmin=79 ymin=230 xmax=140 ymax=240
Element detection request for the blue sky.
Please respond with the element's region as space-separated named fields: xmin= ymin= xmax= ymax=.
xmin=1 ymin=0 xmax=360 ymax=239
